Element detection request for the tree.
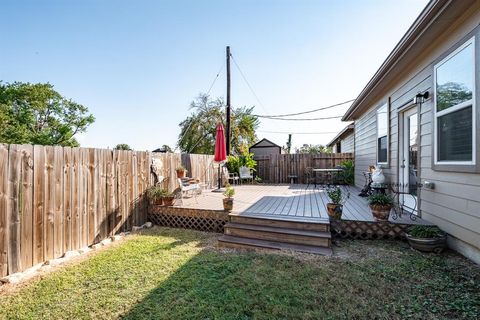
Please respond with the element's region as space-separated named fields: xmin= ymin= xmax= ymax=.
xmin=177 ymin=94 xmax=259 ymax=154
xmin=295 ymin=144 xmax=332 ymax=154
xmin=0 ymin=82 xmax=95 ymax=146
xmin=115 ymin=143 xmax=132 ymax=150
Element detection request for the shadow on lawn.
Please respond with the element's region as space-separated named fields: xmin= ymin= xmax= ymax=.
xmin=120 ymin=229 xmax=330 ymax=320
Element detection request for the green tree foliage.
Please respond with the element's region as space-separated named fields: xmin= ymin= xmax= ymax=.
xmin=0 ymin=82 xmax=95 ymax=146
xmin=115 ymin=143 xmax=132 ymax=150
xmin=177 ymin=94 xmax=259 ymax=154
xmin=295 ymin=144 xmax=332 ymax=154
xmin=226 ymin=153 xmax=257 ymax=174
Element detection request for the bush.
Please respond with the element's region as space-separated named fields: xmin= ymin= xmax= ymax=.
xmin=147 ymin=186 xmax=168 ymax=201
xmin=226 ymin=153 xmax=256 ymax=174
xmin=367 ymin=193 xmax=394 ymax=207
xmin=339 ymin=160 xmax=354 ymax=185
xmin=223 ymin=186 xmax=235 ymax=198
xmin=408 ymin=225 xmax=445 ymax=238
xmin=326 ymin=186 xmax=349 ymax=204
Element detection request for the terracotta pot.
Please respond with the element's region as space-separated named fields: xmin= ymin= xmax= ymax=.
xmin=406 ymin=233 xmax=447 ymax=253
xmin=327 ymin=203 xmax=343 ymax=219
xmin=162 ymin=196 xmax=175 ymax=206
xmin=176 ymin=170 xmax=186 ymax=179
xmin=369 ymin=204 xmax=392 ymax=221
xmin=152 ymin=198 xmax=163 ymax=206
xmin=223 ymin=198 xmax=234 ymax=212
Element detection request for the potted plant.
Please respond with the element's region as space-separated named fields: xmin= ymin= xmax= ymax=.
xmin=223 ymin=185 xmax=235 ymax=212
xmin=176 ymin=165 xmax=187 ymax=179
xmin=147 ymin=186 xmax=166 ymax=205
xmin=367 ymin=193 xmax=394 ymax=221
xmin=406 ymin=225 xmax=447 ymax=253
xmin=326 ymin=186 xmax=349 ymax=219
xmin=162 ymin=191 xmax=176 ymax=206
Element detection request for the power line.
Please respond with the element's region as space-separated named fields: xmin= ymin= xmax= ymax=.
xmin=175 ymin=61 xmax=225 ymax=152
xmin=206 ymin=60 xmax=226 ymax=96
xmin=258 ymin=130 xmax=339 ymax=134
xmin=230 ymin=54 xmax=269 ymax=114
xmin=256 ymin=115 xmax=343 ymax=121
xmin=254 ymin=99 xmax=355 ymax=118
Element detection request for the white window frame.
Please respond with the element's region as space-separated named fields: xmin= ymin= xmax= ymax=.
xmin=376 ymin=102 xmax=389 ymax=165
xmin=433 ymin=37 xmax=476 ymax=165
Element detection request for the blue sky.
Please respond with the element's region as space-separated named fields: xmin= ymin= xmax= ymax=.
xmin=0 ymin=0 xmax=428 ymax=151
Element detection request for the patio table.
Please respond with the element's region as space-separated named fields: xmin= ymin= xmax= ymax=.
xmin=312 ymin=168 xmax=344 ymax=187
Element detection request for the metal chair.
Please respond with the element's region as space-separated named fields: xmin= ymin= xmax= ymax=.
xmin=225 ymin=168 xmax=240 ymax=185
xmin=304 ymin=167 xmax=315 ymax=189
xmin=177 ymin=178 xmax=201 ymax=205
xmin=239 ymin=166 xmax=254 ymax=184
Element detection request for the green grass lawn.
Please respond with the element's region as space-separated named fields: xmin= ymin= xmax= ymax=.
xmin=0 ymin=227 xmax=479 ymax=320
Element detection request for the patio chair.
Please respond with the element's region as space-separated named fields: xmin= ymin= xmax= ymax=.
xmin=177 ymin=178 xmax=201 ymax=205
xmin=225 ymin=168 xmax=240 ymax=185
xmin=239 ymin=166 xmax=254 ymax=184
xmin=304 ymin=167 xmax=315 ymax=189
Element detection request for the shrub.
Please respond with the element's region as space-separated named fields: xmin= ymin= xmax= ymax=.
xmin=326 ymin=186 xmax=349 ymax=205
xmin=367 ymin=193 xmax=394 ymax=207
xmin=226 ymin=153 xmax=256 ymax=174
xmin=339 ymin=160 xmax=354 ymax=185
xmin=147 ymin=186 xmax=168 ymax=201
xmin=408 ymin=225 xmax=445 ymax=238
xmin=223 ymin=186 xmax=235 ymax=198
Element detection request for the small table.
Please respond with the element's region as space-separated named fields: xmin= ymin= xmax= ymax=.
xmin=312 ymin=168 xmax=344 ymax=187
xmin=371 ymin=183 xmax=388 ymax=194
xmin=287 ymin=175 xmax=298 ymax=184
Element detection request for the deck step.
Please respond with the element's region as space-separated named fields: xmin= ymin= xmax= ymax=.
xmin=230 ymin=214 xmax=330 ymax=232
xmin=218 ymin=235 xmax=332 ymax=256
xmin=224 ymin=222 xmax=331 ymax=247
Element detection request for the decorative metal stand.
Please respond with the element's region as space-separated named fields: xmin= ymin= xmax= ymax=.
xmin=388 ymin=184 xmax=417 ymax=221
xmin=358 ymin=171 xmax=372 ymax=197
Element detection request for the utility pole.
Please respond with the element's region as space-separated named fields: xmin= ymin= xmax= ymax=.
xmin=286 ymin=134 xmax=292 ymax=154
xmin=226 ymin=46 xmax=231 ymax=155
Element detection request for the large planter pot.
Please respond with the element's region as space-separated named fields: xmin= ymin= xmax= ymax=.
xmin=406 ymin=233 xmax=447 ymax=253
xmin=369 ymin=204 xmax=392 ymax=221
xmin=223 ymin=198 xmax=234 ymax=212
xmin=151 ymin=198 xmax=163 ymax=206
xmin=176 ymin=170 xmax=186 ymax=179
xmin=162 ymin=196 xmax=175 ymax=206
xmin=327 ymin=203 xmax=343 ymax=220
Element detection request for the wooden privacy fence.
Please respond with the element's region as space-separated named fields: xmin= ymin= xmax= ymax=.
xmin=0 ymin=144 xmax=151 ymax=277
xmin=255 ymin=153 xmax=353 ymax=184
xmin=0 ymin=145 xmax=219 ymax=277
xmin=151 ymin=153 xmax=216 ymax=192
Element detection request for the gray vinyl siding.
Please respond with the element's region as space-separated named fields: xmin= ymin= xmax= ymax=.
xmin=353 ymin=107 xmax=377 ymax=189
xmin=352 ymin=17 xmax=480 ymax=257
xmin=341 ymin=133 xmax=354 ymax=153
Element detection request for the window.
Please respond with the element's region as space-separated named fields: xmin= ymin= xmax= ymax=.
xmin=434 ymin=37 xmax=475 ymax=165
xmin=377 ymin=103 xmax=388 ymax=164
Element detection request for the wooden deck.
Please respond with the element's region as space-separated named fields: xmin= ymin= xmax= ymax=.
xmin=176 ymin=184 xmax=429 ymax=225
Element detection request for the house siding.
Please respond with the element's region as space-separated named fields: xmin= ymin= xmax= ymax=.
xmin=353 ymin=5 xmax=480 ymax=263
xmin=341 ymin=133 xmax=354 ymax=153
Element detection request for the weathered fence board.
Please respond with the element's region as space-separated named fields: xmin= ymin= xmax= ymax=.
xmin=0 ymin=144 xmax=8 ymax=277
xmin=254 ymin=153 xmax=353 ymax=184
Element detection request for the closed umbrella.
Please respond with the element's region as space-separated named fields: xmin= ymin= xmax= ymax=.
xmin=213 ymin=123 xmax=227 ymax=192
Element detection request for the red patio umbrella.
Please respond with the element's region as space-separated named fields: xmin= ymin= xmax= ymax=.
xmin=213 ymin=123 xmax=227 ymax=191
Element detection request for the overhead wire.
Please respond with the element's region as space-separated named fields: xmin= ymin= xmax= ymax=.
xmin=174 ymin=61 xmax=226 ymax=152
xmin=258 ymin=130 xmax=339 ymax=135
xmin=230 ymin=54 xmax=269 ymax=114
xmin=253 ymin=99 xmax=355 ymax=118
